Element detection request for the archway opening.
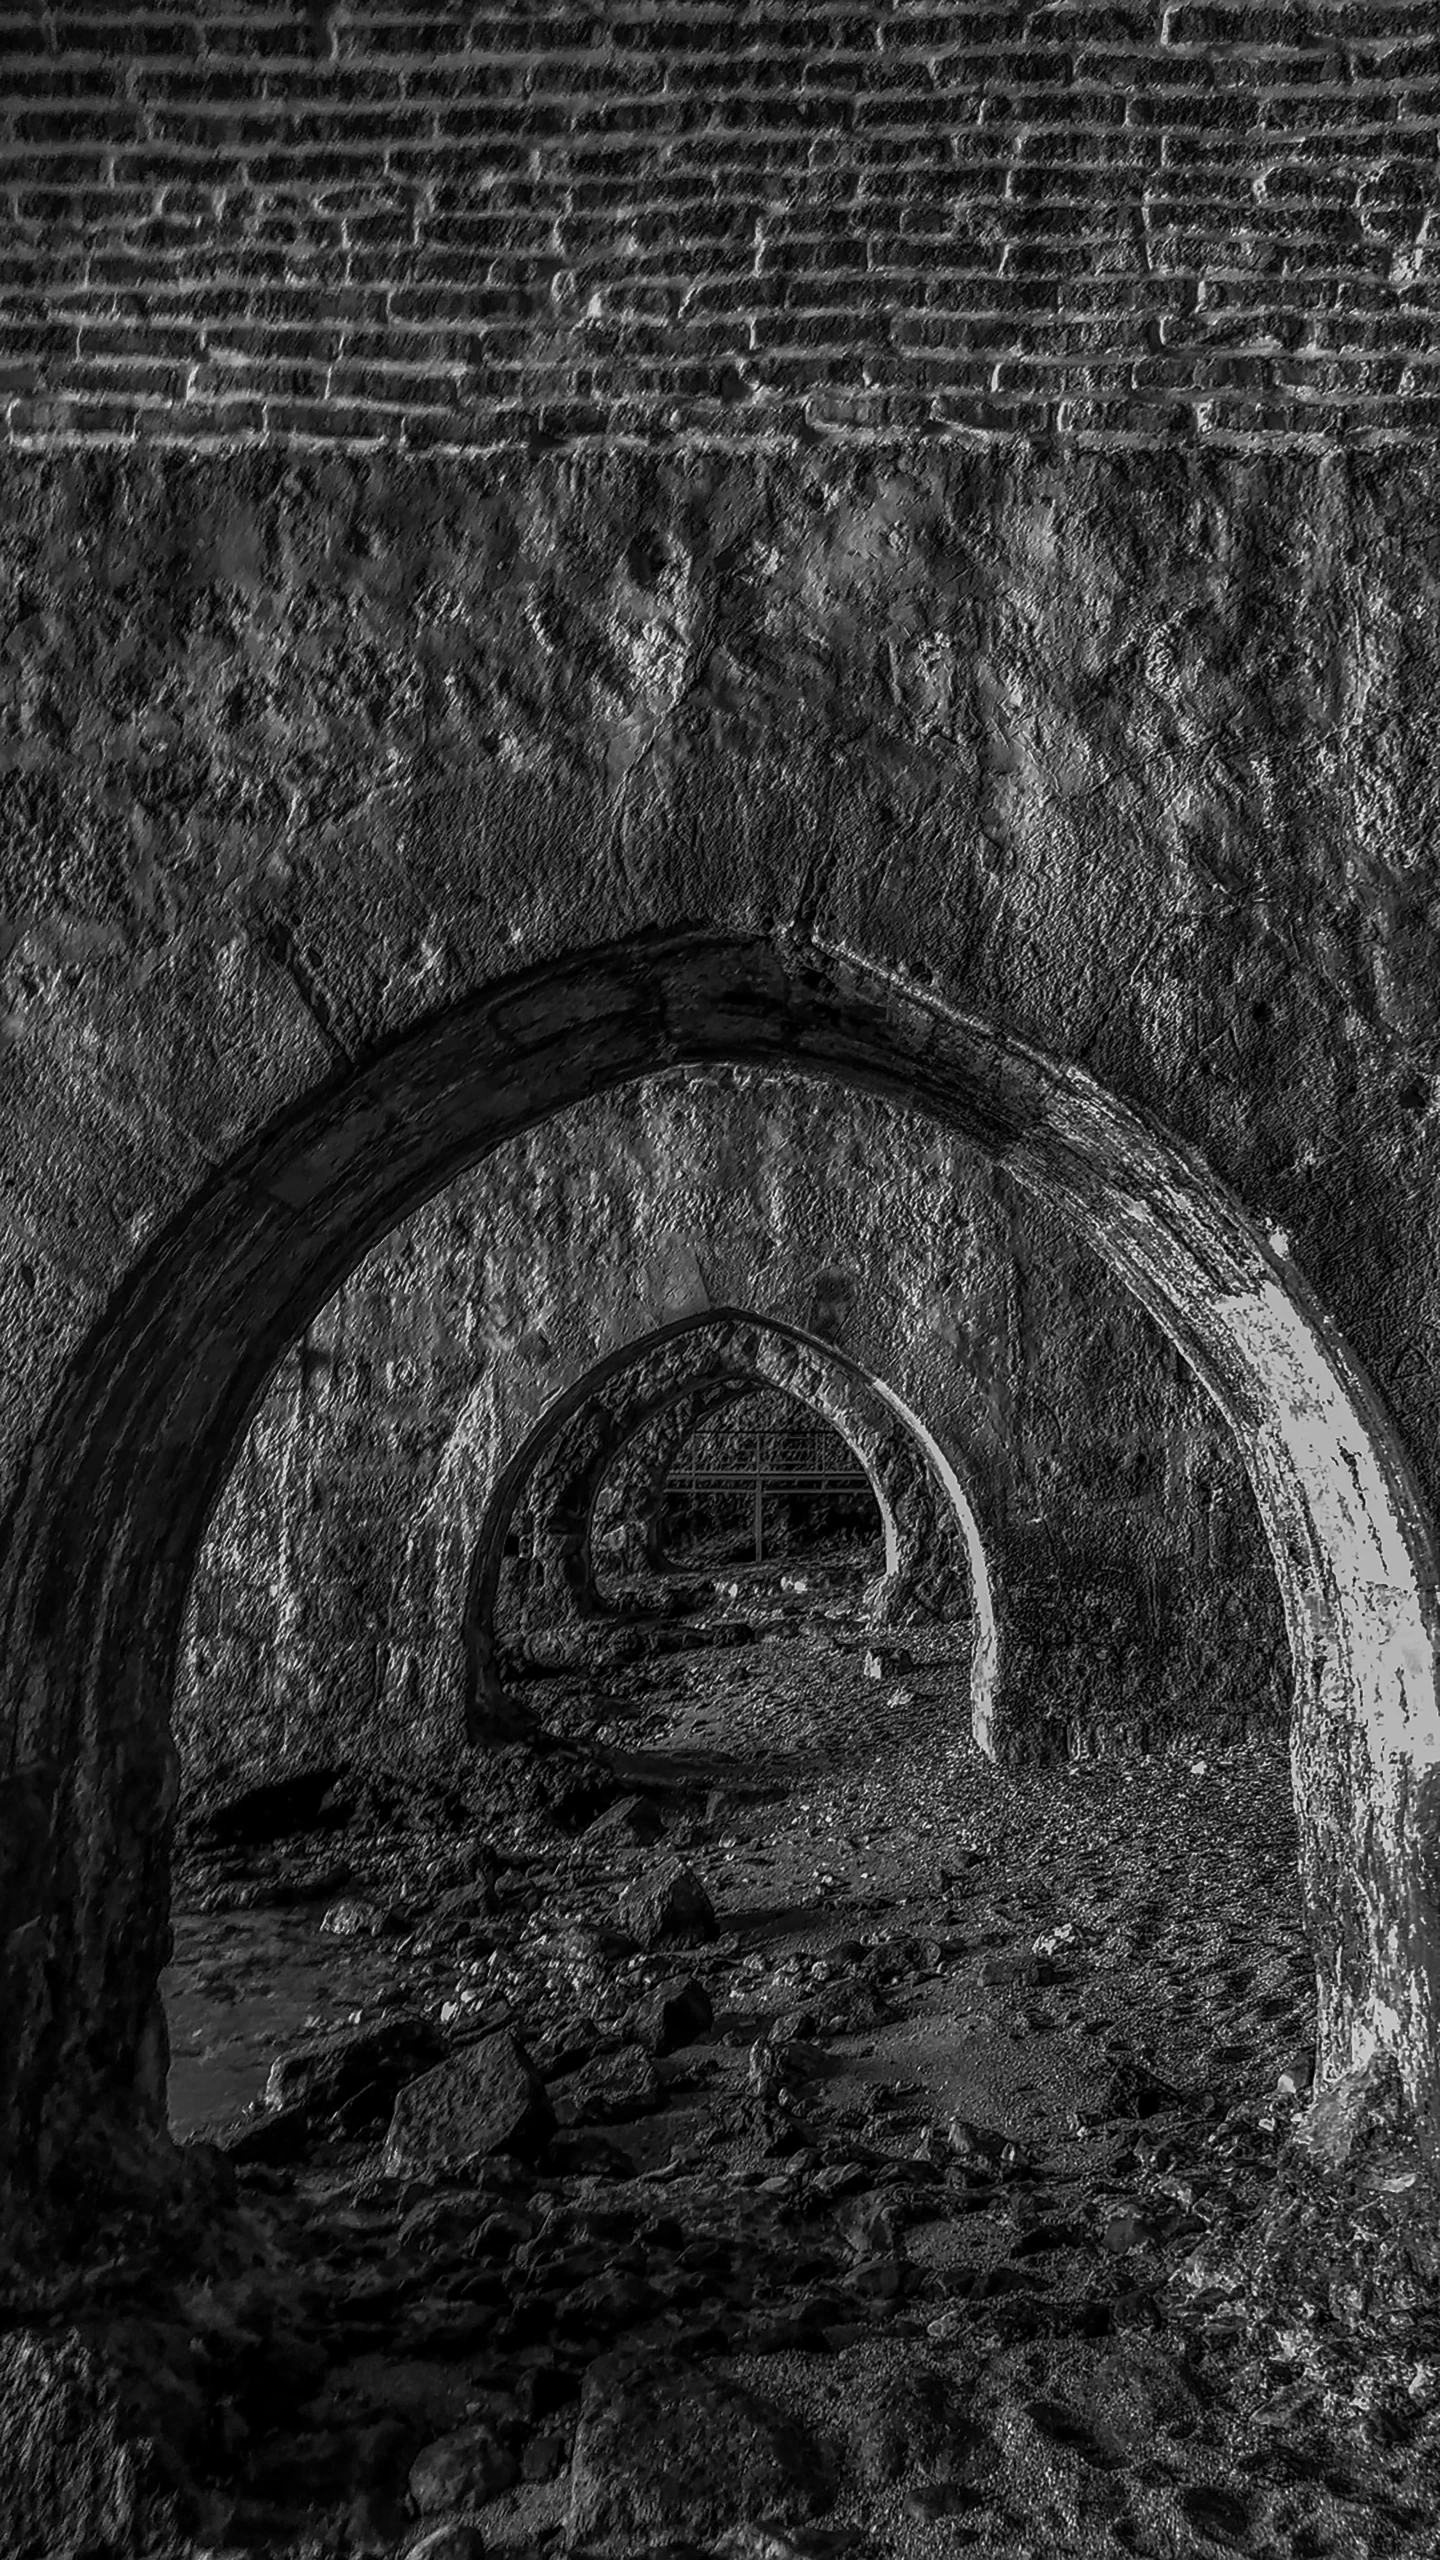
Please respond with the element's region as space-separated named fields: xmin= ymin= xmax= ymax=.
xmin=462 ymin=1303 xmax=990 ymax=1753
xmin=601 ymin=1385 xmax=884 ymax=1586
xmin=2 ymin=927 xmax=1436 ymax=2245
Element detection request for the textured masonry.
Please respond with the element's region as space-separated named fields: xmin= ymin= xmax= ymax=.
xmin=4 ymin=3 xmax=1440 ymax=453
xmin=4 ymin=0 xmax=1440 ymax=2254
xmin=590 ymin=1376 xmax=760 ymax=1577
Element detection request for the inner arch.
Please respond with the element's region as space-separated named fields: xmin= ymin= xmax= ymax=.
xmin=462 ymin=1306 xmax=989 ymax=1743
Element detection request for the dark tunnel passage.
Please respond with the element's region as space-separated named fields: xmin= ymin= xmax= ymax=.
xmin=11 ymin=8 xmax=1440 ymax=2544
xmin=5 ymin=933 xmax=1440 ymax=2560
xmin=597 ymin=1385 xmax=885 ymax=1580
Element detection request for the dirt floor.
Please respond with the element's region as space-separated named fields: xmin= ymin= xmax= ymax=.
xmin=63 ymin=1548 xmax=1440 ymax=2559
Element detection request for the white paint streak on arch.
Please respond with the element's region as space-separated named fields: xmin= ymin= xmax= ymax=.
xmin=863 ymin=1368 xmax=999 ymax=1753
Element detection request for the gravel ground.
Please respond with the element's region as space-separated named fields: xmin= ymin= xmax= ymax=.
xmin=114 ymin=1551 xmax=1440 ymax=2559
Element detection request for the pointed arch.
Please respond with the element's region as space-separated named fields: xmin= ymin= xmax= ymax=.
xmin=461 ymin=1307 xmax=989 ymax=1737
xmin=1 ymin=926 xmax=1436 ymax=2224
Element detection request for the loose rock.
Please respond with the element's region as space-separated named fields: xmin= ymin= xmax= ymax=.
xmin=382 ymin=2031 xmax=556 ymax=2175
xmin=264 ymin=2014 xmax=445 ymax=2123
xmin=404 ymin=2524 xmax=488 ymax=2560
xmin=409 ymin=2422 xmax=517 ymax=2515
xmin=618 ymin=1860 xmax=719 ymax=1949
xmin=635 ymin=1975 xmax=714 ymax=2055
xmin=585 ymin=1792 xmax=667 ymax=1846
xmin=560 ymin=2043 xmax=665 ymax=2125
xmin=320 ymin=1897 xmax=390 ymax=1937
xmin=566 ymin=2353 xmax=835 ymax=2547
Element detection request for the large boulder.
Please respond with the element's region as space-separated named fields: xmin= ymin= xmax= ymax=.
xmin=264 ymin=2014 xmax=445 ymax=2126
xmin=617 ymin=1861 xmax=718 ymax=1950
xmin=565 ymin=2354 xmax=835 ymax=2549
xmin=409 ymin=2421 xmax=517 ymax=2514
xmin=634 ymin=1975 xmax=714 ymax=2056
xmin=383 ymin=2032 xmax=555 ymax=2176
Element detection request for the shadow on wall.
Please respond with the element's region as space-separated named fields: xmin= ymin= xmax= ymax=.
xmin=460 ymin=1304 xmax=992 ymax=1745
xmin=1 ymin=927 xmax=1437 ymax=2230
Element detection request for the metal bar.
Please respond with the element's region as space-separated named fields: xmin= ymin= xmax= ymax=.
xmin=665 ymin=1471 xmax=869 ymax=1488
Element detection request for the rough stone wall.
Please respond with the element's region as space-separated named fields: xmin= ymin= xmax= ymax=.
xmin=5 ymin=10 xmax=1440 ymax=2229
xmin=6 ymin=3 xmax=1439 ymax=453
xmin=179 ymin=1068 xmax=1286 ymax=1777
xmin=592 ymin=1378 xmax=759 ymax=1570
xmin=7 ymin=444 xmax=1440 ymax=1591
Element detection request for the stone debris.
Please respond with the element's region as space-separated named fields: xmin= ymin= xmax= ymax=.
xmin=404 ymin=2525 xmax=489 ymax=2560
xmin=583 ymin=1791 xmax=667 ymax=1847
xmin=98 ymin=1553 xmax=1440 ymax=2560
xmin=409 ymin=2422 xmax=517 ymax=2514
xmin=635 ymin=1974 xmax=715 ymax=2056
xmin=554 ymin=2042 xmax=665 ymax=2125
xmin=382 ymin=2031 xmax=556 ymax=2175
xmin=565 ymin=2354 xmax=836 ymax=2548
xmin=617 ymin=1859 xmax=720 ymax=1949
xmin=320 ymin=1897 xmax=392 ymax=1938
xmin=263 ymin=2015 xmax=446 ymax=2126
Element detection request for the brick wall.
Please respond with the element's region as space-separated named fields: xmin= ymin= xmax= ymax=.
xmin=3 ymin=0 xmax=1438 ymax=452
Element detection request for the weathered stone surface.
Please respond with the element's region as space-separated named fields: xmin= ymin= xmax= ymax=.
xmin=635 ymin=1976 xmax=714 ymax=2057
xmin=558 ymin=2044 xmax=665 ymax=2127
xmin=0 ymin=2329 xmax=188 ymax=2558
xmin=565 ymin=2354 xmax=836 ymax=2548
xmin=382 ymin=2033 xmax=555 ymax=2177
xmin=404 ymin=2525 xmax=488 ymax=2560
xmin=264 ymin=2016 xmax=445 ymax=2124
xmin=617 ymin=1862 xmax=719 ymax=1951
xmin=409 ymin=2422 xmax=517 ymax=2515
xmin=5 ymin=424 xmax=1440 ymax=2237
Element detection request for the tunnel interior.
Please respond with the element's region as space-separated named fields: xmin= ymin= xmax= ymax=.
xmin=600 ymin=1386 xmax=885 ymax=1581
xmin=6 ymin=945 xmax=1439 ymax=2560
xmin=8 ymin=1 xmax=1440 ymax=2543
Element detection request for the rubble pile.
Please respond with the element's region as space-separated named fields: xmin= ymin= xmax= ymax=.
xmin=13 ymin=1557 xmax=1437 ymax=2557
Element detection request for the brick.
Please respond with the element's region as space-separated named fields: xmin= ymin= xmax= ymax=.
xmin=0 ymin=1 xmax=1431 ymax=451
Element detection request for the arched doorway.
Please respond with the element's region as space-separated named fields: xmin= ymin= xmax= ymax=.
xmin=1 ymin=926 xmax=1436 ymax=2229
xmin=597 ymin=1383 xmax=881 ymax=1583
xmin=462 ymin=1306 xmax=988 ymax=1741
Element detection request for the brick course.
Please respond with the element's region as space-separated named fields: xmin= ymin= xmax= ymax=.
xmin=1 ymin=1 xmax=1438 ymax=448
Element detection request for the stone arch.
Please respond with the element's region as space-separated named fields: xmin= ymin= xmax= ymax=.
xmin=463 ymin=1309 xmax=985 ymax=1735
xmin=1 ymin=925 xmax=1437 ymax=2229
xmin=591 ymin=1376 xmax=758 ymax=1577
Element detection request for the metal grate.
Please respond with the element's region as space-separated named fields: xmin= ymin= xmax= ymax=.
xmin=665 ymin=1414 xmax=872 ymax=1564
